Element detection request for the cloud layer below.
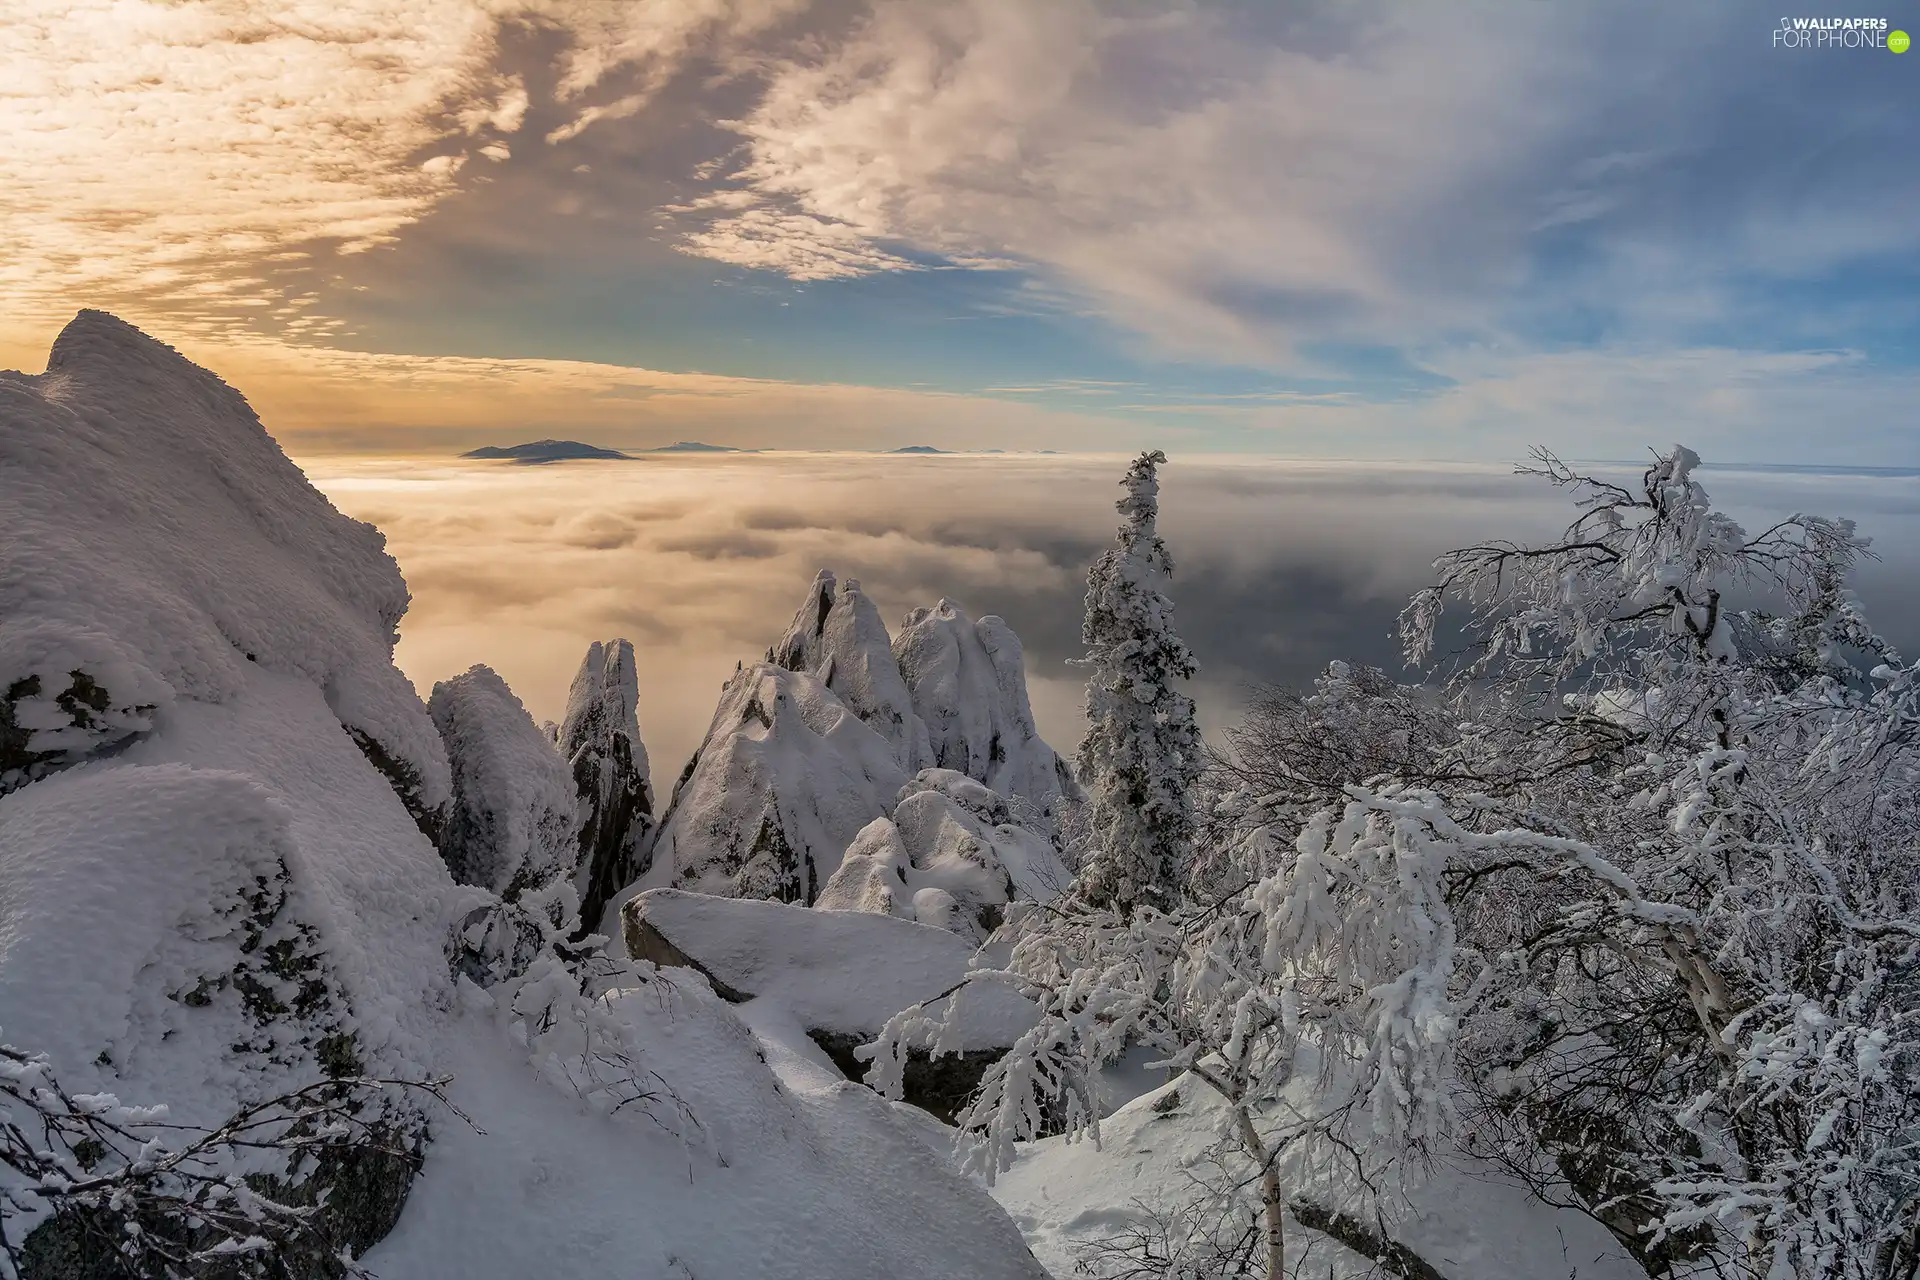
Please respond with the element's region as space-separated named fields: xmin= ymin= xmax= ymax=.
xmin=306 ymin=452 xmax=1920 ymax=780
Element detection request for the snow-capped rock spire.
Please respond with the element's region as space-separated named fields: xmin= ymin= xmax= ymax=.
xmin=429 ymin=665 xmax=577 ymax=902
xmin=893 ymin=599 xmax=1079 ymax=830
xmin=768 ymin=570 xmax=933 ymax=772
xmin=558 ymin=638 xmax=654 ymax=931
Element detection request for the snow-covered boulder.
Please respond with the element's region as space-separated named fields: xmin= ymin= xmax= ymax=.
xmin=768 ymin=570 xmax=934 ymax=771
xmin=0 ymin=760 xmax=427 ymax=1272
xmin=646 ymin=663 xmax=909 ymax=905
xmin=623 ymin=888 xmax=1038 ymax=1121
xmin=893 ymin=600 xmax=1079 ymax=829
xmin=820 ymin=770 xmax=1070 ymax=941
xmin=558 ymin=638 xmax=654 ymax=931
xmin=0 ymin=310 xmax=448 ymax=823
xmin=429 ymin=665 xmax=577 ymax=903
xmin=817 ymin=817 xmax=917 ymax=919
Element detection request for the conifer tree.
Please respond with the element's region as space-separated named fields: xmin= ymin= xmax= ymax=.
xmin=1075 ymin=449 xmax=1201 ymax=912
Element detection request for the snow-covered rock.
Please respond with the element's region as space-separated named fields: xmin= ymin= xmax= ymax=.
xmin=894 ymin=599 xmax=1079 ymax=828
xmin=623 ymin=888 xmax=1039 ymax=1123
xmin=623 ymin=889 xmax=1034 ymax=1045
xmin=0 ymin=671 xmax=455 ymax=1271
xmin=429 ymin=665 xmax=577 ymax=902
xmin=645 ymin=663 xmax=909 ymax=905
xmin=819 ymin=769 xmax=1070 ymax=941
xmin=768 ymin=570 xmax=934 ymax=771
xmin=0 ymin=310 xmax=448 ymax=820
xmin=818 ymin=817 xmax=917 ymax=919
xmin=558 ymin=638 xmax=654 ymax=931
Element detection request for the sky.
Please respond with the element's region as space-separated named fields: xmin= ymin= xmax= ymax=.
xmin=4 ymin=0 xmax=1918 ymax=462
xmin=304 ymin=454 xmax=1920 ymax=776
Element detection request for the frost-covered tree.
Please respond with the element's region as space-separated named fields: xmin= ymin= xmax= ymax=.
xmin=1076 ymin=450 xmax=1202 ymax=913
xmin=868 ymin=785 xmax=1486 ymax=1280
xmin=1391 ymin=447 xmax=1920 ymax=1279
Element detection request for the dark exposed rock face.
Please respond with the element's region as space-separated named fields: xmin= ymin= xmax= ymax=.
xmin=20 ymin=1134 xmax=422 ymax=1280
xmin=1 ymin=672 xmax=157 ymax=798
xmin=806 ymin=1030 xmax=1004 ymax=1126
xmin=622 ymin=912 xmax=753 ymax=1003
xmin=346 ymin=725 xmax=445 ymax=845
xmin=557 ymin=640 xmax=654 ymax=932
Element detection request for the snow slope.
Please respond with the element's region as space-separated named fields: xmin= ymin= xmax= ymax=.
xmin=368 ymin=983 xmax=1050 ymax=1280
xmin=993 ymin=1074 xmax=1647 ymax=1280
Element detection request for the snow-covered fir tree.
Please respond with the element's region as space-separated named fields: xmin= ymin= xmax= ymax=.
xmin=1075 ymin=450 xmax=1202 ymax=913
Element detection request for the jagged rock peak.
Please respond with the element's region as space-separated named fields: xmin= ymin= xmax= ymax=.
xmin=647 ymin=662 xmax=908 ymax=906
xmin=893 ymin=599 xmax=1080 ymax=829
xmin=767 ymin=569 xmax=933 ymax=773
xmin=559 ymin=638 xmax=655 ymax=931
xmin=429 ymin=665 xmax=577 ymax=902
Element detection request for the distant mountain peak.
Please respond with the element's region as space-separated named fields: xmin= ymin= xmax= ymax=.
xmin=888 ymin=445 xmax=945 ymax=455
xmin=648 ymin=441 xmax=740 ymax=453
xmin=460 ymin=439 xmax=631 ymax=463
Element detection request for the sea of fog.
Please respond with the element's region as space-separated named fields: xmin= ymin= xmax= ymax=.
xmin=304 ymin=453 xmax=1920 ymax=780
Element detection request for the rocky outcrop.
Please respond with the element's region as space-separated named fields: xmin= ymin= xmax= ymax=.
xmin=0 ymin=765 xmax=429 ymax=1280
xmin=0 ymin=310 xmax=450 ymax=813
xmin=557 ymin=639 xmax=654 ymax=931
xmin=819 ymin=769 xmax=1069 ymax=941
xmin=622 ymin=889 xmax=1037 ymax=1121
xmin=648 ymin=664 xmax=908 ymax=905
xmin=894 ymin=600 xmax=1080 ymax=831
xmin=429 ymin=665 xmax=577 ymax=902
xmin=767 ymin=570 xmax=933 ymax=772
